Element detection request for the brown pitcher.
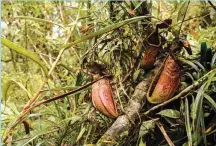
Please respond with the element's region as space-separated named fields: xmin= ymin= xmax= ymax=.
xmin=141 ymin=32 xmax=161 ymax=69
xmin=147 ymin=55 xmax=181 ymax=104
xmin=141 ymin=27 xmax=161 ymax=69
xmin=147 ymin=40 xmax=192 ymax=104
xmin=92 ymin=75 xmax=118 ymax=118
xmin=141 ymin=19 xmax=172 ymax=69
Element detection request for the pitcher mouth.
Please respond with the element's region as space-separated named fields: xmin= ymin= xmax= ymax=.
xmin=146 ymin=35 xmax=161 ymax=48
xmin=146 ymin=31 xmax=161 ymax=48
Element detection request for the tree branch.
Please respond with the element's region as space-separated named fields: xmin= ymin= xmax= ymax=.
xmin=97 ymin=71 xmax=152 ymax=145
xmin=32 ymin=75 xmax=111 ymax=108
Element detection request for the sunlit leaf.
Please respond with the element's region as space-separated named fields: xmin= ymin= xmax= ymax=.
xmin=76 ymin=127 xmax=86 ymax=142
xmin=139 ymin=118 xmax=159 ymax=138
xmin=203 ymin=93 xmax=216 ymax=110
xmin=157 ymin=109 xmax=180 ymax=119
xmin=2 ymin=38 xmax=49 ymax=77
xmin=14 ymin=16 xmax=64 ymax=28
xmin=139 ymin=138 xmax=146 ymax=146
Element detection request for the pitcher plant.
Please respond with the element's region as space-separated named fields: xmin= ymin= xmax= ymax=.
xmin=147 ymin=40 xmax=192 ymax=104
xmin=141 ymin=19 xmax=172 ymax=69
xmin=87 ymin=62 xmax=118 ymax=118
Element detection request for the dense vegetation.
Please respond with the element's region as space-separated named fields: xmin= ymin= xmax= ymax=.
xmin=1 ymin=1 xmax=216 ymax=146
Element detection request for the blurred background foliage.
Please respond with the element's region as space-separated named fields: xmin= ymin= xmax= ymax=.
xmin=1 ymin=1 xmax=216 ymax=145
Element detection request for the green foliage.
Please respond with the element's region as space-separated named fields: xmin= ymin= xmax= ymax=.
xmin=2 ymin=38 xmax=49 ymax=77
xmin=2 ymin=1 xmax=216 ymax=146
xmin=139 ymin=118 xmax=159 ymax=138
xmin=157 ymin=109 xmax=180 ymax=119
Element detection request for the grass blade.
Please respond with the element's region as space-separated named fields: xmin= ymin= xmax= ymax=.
xmin=14 ymin=16 xmax=64 ymax=28
xmin=185 ymin=98 xmax=192 ymax=146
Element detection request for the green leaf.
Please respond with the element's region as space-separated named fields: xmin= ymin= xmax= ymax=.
xmin=139 ymin=138 xmax=146 ymax=146
xmin=181 ymin=59 xmax=201 ymax=79
xmin=59 ymin=115 xmax=82 ymax=124
xmin=157 ymin=109 xmax=180 ymax=119
xmin=1 ymin=104 xmax=13 ymax=115
xmin=76 ymin=127 xmax=86 ymax=142
xmin=203 ymin=93 xmax=216 ymax=110
xmin=193 ymin=83 xmax=206 ymax=145
xmin=21 ymin=128 xmax=58 ymax=146
xmin=133 ymin=69 xmax=141 ymax=81
xmin=194 ymin=61 xmax=205 ymax=71
xmin=203 ymin=112 xmax=210 ymax=117
xmin=14 ymin=16 xmax=64 ymax=28
xmin=182 ymin=60 xmax=200 ymax=73
xmin=139 ymin=118 xmax=159 ymax=138
xmin=35 ymin=141 xmax=45 ymax=146
xmin=185 ymin=98 xmax=192 ymax=146
xmin=2 ymin=80 xmax=16 ymax=101
xmin=2 ymin=79 xmax=33 ymax=103
xmin=8 ymin=103 xmax=20 ymax=116
xmin=11 ymin=80 xmax=33 ymax=98
xmin=205 ymin=71 xmax=216 ymax=90
xmin=211 ymin=52 xmax=216 ymax=66
xmin=184 ymin=72 xmax=195 ymax=82
xmin=2 ymin=38 xmax=49 ymax=77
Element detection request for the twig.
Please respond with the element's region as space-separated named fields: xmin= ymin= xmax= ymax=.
xmin=206 ymin=123 xmax=216 ymax=134
xmin=48 ymin=49 xmax=64 ymax=76
xmin=156 ymin=122 xmax=175 ymax=146
xmin=144 ymin=68 xmax=216 ymax=115
xmin=31 ymin=75 xmax=111 ymax=108
xmin=208 ymin=1 xmax=216 ymax=11
xmin=175 ymin=13 xmax=211 ymax=25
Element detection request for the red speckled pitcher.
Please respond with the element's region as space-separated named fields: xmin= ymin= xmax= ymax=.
xmin=147 ymin=55 xmax=181 ymax=104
